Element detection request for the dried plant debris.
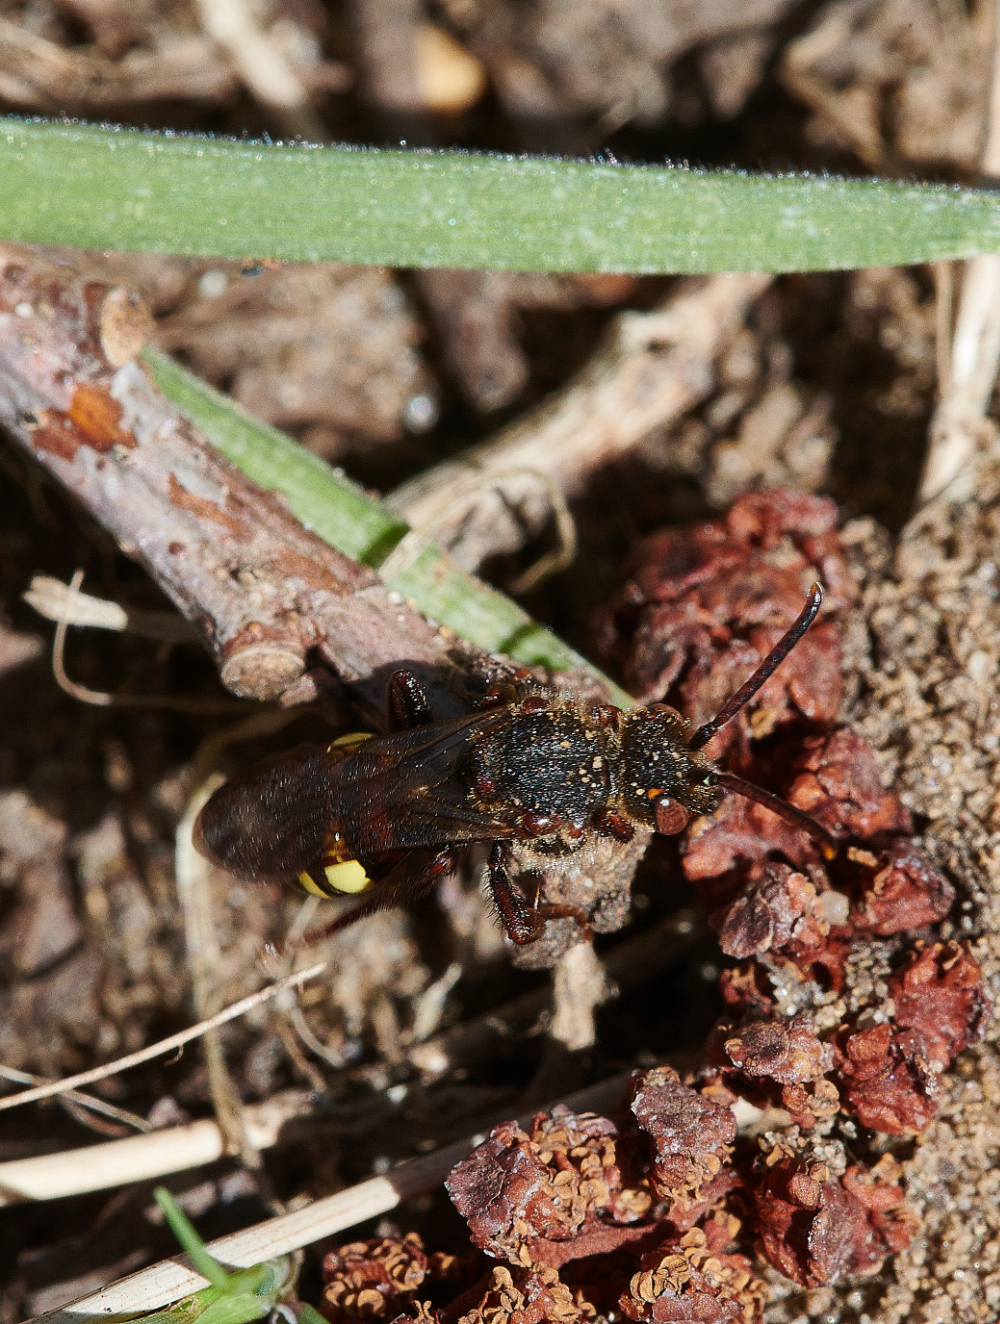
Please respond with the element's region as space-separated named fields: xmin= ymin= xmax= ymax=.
xmin=435 ymin=0 xmax=796 ymax=126
xmin=443 ymin=1085 xmax=763 ymax=1318
xmin=415 ymin=270 xmax=639 ymax=415
xmin=320 ymin=1232 xmax=433 ymax=1322
xmin=596 ymin=488 xmax=854 ymax=714
xmin=782 ymin=0 xmax=992 ymax=172
xmin=592 ymin=487 xmax=995 ymax=1317
xmin=3 ymin=0 xmax=1000 ymax=1312
xmin=0 ymin=0 xmax=348 ymax=115
xmin=413 ymin=491 xmax=992 ymax=1320
xmin=155 ymin=262 xmax=437 ymax=456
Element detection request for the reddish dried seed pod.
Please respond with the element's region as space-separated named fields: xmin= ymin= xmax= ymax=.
xmin=454 ymin=1265 xmax=595 ymax=1324
xmin=887 ymin=940 xmax=989 ymax=1068
xmin=834 ymin=1022 xmax=942 ymax=1135
xmin=596 ymin=488 xmax=854 ymax=726
xmin=723 ymin=1017 xmax=833 ymax=1087
xmin=628 ymin=1066 xmax=736 ymax=1202
xmin=681 ymin=790 xmax=825 ymax=907
xmin=850 ymin=840 xmax=955 ymax=934
xmin=750 ymin=1154 xmax=914 ymax=1287
xmin=716 ymin=862 xmax=833 ymax=961
xmin=785 ymin=728 xmax=912 ymax=841
xmin=320 ymin=1234 xmax=429 ymax=1324
xmin=618 ymin=1226 xmax=764 ymax=1323
xmin=445 ymin=1106 xmax=650 ymax=1269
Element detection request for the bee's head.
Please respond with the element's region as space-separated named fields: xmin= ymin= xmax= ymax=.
xmin=618 ymin=704 xmax=722 ymax=832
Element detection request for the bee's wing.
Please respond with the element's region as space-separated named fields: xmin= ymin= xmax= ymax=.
xmin=341 ymin=710 xmax=516 ymax=851
xmin=195 ymin=709 xmax=518 ymax=885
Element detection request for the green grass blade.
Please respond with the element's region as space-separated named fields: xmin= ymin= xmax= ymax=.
xmin=142 ymin=350 xmax=408 ymax=568
xmin=297 ymin=1307 xmax=329 ymax=1324
xmin=188 ymin=1296 xmax=273 ymax=1324
xmin=3 ymin=117 xmax=1000 ymax=273
xmin=154 ymin=1188 xmax=231 ymax=1290
xmin=143 ymin=349 xmax=634 ymax=706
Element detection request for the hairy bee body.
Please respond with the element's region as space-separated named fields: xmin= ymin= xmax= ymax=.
xmin=194 ymin=585 xmax=826 ymax=944
xmin=195 ymin=695 xmax=719 ymax=896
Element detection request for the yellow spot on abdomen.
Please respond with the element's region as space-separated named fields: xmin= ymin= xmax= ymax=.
xmin=324 ymin=859 xmax=372 ymax=894
xmin=298 ymin=859 xmax=373 ymax=897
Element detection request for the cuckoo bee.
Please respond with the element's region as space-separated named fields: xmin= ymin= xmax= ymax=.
xmin=194 ymin=587 xmax=834 ymax=945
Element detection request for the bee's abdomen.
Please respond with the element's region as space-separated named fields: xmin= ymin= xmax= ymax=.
xmin=194 ymin=745 xmax=341 ymax=881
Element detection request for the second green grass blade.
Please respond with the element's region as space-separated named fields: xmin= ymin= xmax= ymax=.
xmin=144 ymin=349 xmax=633 ymax=707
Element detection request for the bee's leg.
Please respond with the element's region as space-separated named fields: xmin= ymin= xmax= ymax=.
xmin=486 ymin=843 xmax=592 ymax=945
xmin=486 ymin=843 xmax=539 ymax=942
xmin=592 ymin=809 xmax=635 ymax=843
xmin=387 ymin=670 xmax=434 ymax=730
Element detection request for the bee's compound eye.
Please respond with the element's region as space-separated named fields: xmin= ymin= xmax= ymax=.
xmin=298 ymin=859 xmax=373 ymax=897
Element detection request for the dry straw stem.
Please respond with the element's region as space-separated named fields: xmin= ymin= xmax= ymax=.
xmin=192 ymin=0 xmax=327 ymax=142
xmin=31 ymin=1073 xmax=631 ymax=1324
xmin=387 ymin=274 xmax=771 ymax=570
xmin=175 ymin=777 xmax=266 ymax=1176
xmin=0 ymin=911 xmax=700 ymax=1204
xmin=40 ymin=568 xmax=243 ymax=714
xmin=0 ymin=1089 xmax=315 ymax=1206
xmin=919 ymin=0 xmax=1000 ymax=504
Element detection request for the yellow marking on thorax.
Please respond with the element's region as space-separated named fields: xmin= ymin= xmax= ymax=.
xmin=329 ymin=731 xmax=373 ymax=753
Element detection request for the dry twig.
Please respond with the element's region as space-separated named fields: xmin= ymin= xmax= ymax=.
xmin=918 ymin=0 xmax=1000 ymax=504
xmin=0 ymin=1065 xmax=151 ymax=1135
xmin=0 ymin=914 xmax=699 ymax=1202
xmin=0 ymin=244 xmax=470 ymax=722
xmin=387 ymin=274 xmax=771 ymax=572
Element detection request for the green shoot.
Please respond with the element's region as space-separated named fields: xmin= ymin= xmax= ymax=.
xmin=144 ymin=348 xmax=634 ymax=706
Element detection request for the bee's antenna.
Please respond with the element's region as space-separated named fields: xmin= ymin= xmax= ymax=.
xmin=689 ymin=583 xmax=823 ymax=752
xmin=714 ymin=770 xmax=839 ymax=859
